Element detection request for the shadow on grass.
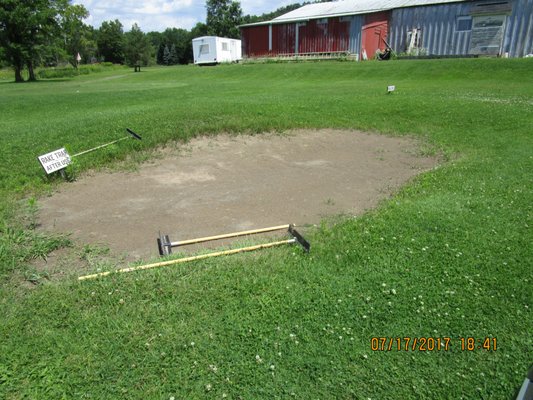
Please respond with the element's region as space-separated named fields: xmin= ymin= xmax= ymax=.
xmin=0 ymin=78 xmax=74 ymax=85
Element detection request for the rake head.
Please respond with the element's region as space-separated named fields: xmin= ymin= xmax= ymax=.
xmin=126 ymin=128 xmax=142 ymax=140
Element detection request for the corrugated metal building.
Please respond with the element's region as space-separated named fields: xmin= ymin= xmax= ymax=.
xmin=240 ymin=0 xmax=533 ymax=59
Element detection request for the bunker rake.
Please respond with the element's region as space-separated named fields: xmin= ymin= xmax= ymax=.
xmin=72 ymin=128 xmax=142 ymax=157
xmin=78 ymin=224 xmax=309 ymax=281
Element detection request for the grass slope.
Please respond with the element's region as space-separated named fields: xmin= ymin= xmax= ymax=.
xmin=0 ymin=59 xmax=532 ymax=399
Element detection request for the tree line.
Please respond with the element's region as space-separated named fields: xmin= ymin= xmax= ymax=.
xmin=0 ymin=0 xmax=327 ymax=82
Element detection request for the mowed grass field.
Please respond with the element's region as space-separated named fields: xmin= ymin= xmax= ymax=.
xmin=0 ymin=59 xmax=532 ymax=399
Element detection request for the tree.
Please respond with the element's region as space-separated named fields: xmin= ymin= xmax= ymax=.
xmin=60 ymin=3 xmax=94 ymax=68
xmin=190 ymin=22 xmax=209 ymax=39
xmin=169 ymin=44 xmax=178 ymax=65
xmin=97 ymin=19 xmax=124 ymax=63
xmin=163 ymin=28 xmax=190 ymax=64
xmin=163 ymin=44 xmax=171 ymax=65
xmin=206 ymin=0 xmax=242 ymax=39
xmin=0 ymin=0 xmax=70 ymax=82
xmin=124 ymin=23 xmax=152 ymax=67
xmin=154 ymin=27 xmax=192 ymax=66
xmin=157 ymin=42 xmax=165 ymax=65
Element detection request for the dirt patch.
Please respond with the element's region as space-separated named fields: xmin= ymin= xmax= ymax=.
xmin=38 ymin=129 xmax=438 ymax=262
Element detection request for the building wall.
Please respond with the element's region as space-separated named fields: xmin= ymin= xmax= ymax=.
xmin=241 ymin=25 xmax=269 ymax=57
xmin=297 ymin=17 xmax=351 ymax=53
xmin=503 ymin=0 xmax=533 ymax=57
xmin=390 ymin=2 xmax=473 ymax=55
xmin=347 ymin=15 xmax=364 ymax=56
xmin=241 ymin=0 xmax=533 ymax=58
xmin=272 ymin=24 xmax=297 ymax=54
xmin=390 ymin=0 xmax=532 ymax=57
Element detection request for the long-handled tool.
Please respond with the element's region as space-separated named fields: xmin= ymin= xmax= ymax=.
xmin=72 ymin=128 xmax=142 ymax=157
xmin=157 ymin=224 xmax=291 ymax=256
xmin=78 ymin=224 xmax=310 ymax=281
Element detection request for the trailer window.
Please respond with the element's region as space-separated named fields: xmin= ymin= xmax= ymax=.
xmin=200 ymin=44 xmax=209 ymax=55
xmin=222 ymin=42 xmax=229 ymax=51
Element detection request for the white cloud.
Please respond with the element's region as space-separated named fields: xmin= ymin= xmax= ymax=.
xmin=74 ymin=0 xmax=295 ymax=32
xmin=240 ymin=0 xmax=295 ymax=15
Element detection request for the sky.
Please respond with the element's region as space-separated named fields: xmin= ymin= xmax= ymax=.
xmin=72 ymin=0 xmax=296 ymax=32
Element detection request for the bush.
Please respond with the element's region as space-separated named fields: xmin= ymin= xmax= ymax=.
xmin=36 ymin=63 xmax=125 ymax=79
xmin=0 ymin=68 xmax=13 ymax=81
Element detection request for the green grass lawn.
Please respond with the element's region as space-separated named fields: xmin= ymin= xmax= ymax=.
xmin=0 ymin=59 xmax=532 ymax=399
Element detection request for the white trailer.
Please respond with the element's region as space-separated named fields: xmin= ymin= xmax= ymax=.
xmin=192 ymin=36 xmax=242 ymax=65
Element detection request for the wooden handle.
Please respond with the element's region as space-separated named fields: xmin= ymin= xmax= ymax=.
xmin=79 ymin=238 xmax=296 ymax=281
xmin=173 ymin=224 xmax=291 ymax=246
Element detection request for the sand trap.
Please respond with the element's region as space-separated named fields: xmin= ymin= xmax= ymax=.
xmin=38 ymin=129 xmax=438 ymax=261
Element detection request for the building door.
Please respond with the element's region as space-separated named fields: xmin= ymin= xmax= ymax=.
xmin=361 ymin=12 xmax=390 ymax=59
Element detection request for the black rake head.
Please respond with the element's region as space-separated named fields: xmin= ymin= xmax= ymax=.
xmin=126 ymin=128 xmax=142 ymax=140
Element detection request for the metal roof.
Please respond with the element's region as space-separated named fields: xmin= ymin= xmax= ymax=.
xmin=240 ymin=0 xmax=469 ymax=26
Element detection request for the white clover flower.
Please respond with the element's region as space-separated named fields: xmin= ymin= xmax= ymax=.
xmin=190 ymin=341 xmax=195 ymax=347
xmin=205 ymin=383 xmax=212 ymax=391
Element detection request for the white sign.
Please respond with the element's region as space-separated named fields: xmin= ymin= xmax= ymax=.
xmin=38 ymin=148 xmax=71 ymax=174
xmin=387 ymin=85 xmax=396 ymax=93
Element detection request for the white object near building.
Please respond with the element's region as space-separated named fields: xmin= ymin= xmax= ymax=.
xmin=192 ymin=36 xmax=242 ymax=65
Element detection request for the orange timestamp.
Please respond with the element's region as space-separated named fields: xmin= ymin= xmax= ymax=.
xmin=370 ymin=337 xmax=497 ymax=352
